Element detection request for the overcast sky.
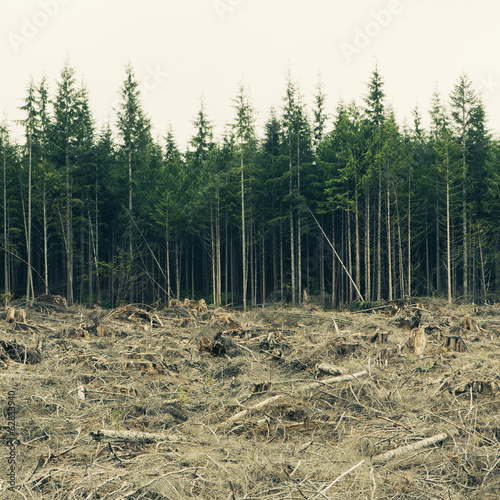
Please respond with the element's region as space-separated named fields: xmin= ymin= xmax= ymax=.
xmin=2 ymin=0 xmax=500 ymax=149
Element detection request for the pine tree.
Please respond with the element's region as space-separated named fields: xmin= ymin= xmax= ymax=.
xmin=430 ymin=90 xmax=460 ymax=303
xmin=313 ymin=78 xmax=328 ymax=152
xmin=232 ymin=85 xmax=255 ymax=310
xmin=365 ymin=66 xmax=386 ymax=300
xmin=450 ymin=74 xmax=483 ymax=300
xmin=18 ymin=79 xmax=38 ymax=305
xmin=93 ymin=122 xmax=116 ymax=305
xmin=281 ymin=75 xmax=298 ymax=303
xmin=161 ymin=127 xmax=187 ymax=300
xmin=51 ymin=62 xmax=81 ymax=305
xmin=116 ymin=63 xmax=152 ymax=302
xmin=37 ymin=76 xmax=51 ymax=295
xmin=261 ymin=109 xmax=285 ymax=301
xmin=0 ymin=121 xmax=15 ymax=302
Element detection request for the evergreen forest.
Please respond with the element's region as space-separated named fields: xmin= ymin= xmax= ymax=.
xmin=2 ymin=62 xmax=500 ymax=309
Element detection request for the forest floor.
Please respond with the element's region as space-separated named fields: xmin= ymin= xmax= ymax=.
xmin=1 ymin=296 xmax=500 ymax=499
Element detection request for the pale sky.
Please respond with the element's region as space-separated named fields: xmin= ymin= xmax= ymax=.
xmin=2 ymin=0 xmax=500 ymax=148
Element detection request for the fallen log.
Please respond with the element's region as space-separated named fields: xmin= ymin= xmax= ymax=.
xmin=90 ymin=429 xmax=186 ymax=442
xmin=372 ymin=430 xmax=456 ymax=464
xmin=223 ymin=394 xmax=285 ymax=427
xmin=304 ymin=370 xmax=369 ymax=391
xmin=315 ymin=363 xmax=344 ymax=376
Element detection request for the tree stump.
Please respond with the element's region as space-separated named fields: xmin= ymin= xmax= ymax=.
xmin=336 ymin=343 xmax=359 ymax=356
xmin=370 ymin=330 xmax=390 ymax=343
xmin=15 ymin=309 xmax=27 ymax=323
xmin=6 ymin=307 xmax=16 ymax=323
xmin=443 ymin=335 xmax=467 ymax=352
xmin=406 ymin=327 xmax=426 ymax=355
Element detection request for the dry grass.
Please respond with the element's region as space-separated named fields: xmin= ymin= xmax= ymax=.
xmin=1 ymin=298 xmax=500 ymax=499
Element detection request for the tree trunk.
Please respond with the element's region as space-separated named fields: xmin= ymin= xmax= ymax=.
xmin=331 ymin=211 xmax=336 ymax=307
xmin=290 ymin=206 xmax=295 ymax=304
xmin=395 ymin=195 xmax=405 ymax=297
xmin=319 ymin=221 xmax=325 ymax=308
xmin=241 ymin=145 xmax=247 ymax=310
xmin=297 ymin=214 xmax=301 ymax=305
xmin=462 ymin=141 xmax=468 ymax=301
xmin=280 ymin=217 xmax=284 ymax=302
xmin=250 ymin=214 xmax=256 ymax=306
xmin=297 ymin=141 xmax=301 ymax=305
xmin=128 ymin=150 xmax=133 ymax=304
xmin=446 ymin=147 xmax=452 ymax=304
xmin=261 ymin=226 xmax=265 ymax=307
xmin=2 ymin=131 xmax=10 ymax=300
xmin=43 ymin=180 xmax=49 ymax=294
xmin=387 ymin=184 xmax=393 ymax=301
xmin=211 ymin=205 xmax=216 ymax=304
xmin=230 ymin=230 xmax=234 ymax=305
xmin=289 ymin=141 xmax=295 ymax=304
xmin=191 ymin=237 xmax=195 ymax=300
xmin=225 ymin=213 xmax=228 ymax=305
xmin=175 ymin=236 xmax=180 ymax=300
xmin=166 ymin=214 xmax=171 ymax=300
xmin=347 ymin=205 xmax=352 ymax=303
xmin=272 ymin=227 xmax=278 ymax=298
xmin=433 ymin=173 xmax=440 ymax=293
xmin=365 ymin=196 xmax=371 ymax=302
xmin=216 ymin=197 xmax=221 ymax=305
xmin=66 ymin=143 xmax=74 ymax=306
xmin=26 ymin=133 xmax=33 ymax=306
xmin=88 ymin=218 xmax=93 ymax=306
xmin=377 ymin=166 xmax=382 ymax=301
xmin=478 ymin=229 xmax=487 ymax=303
xmin=355 ymin=182 xmax=360 ymax=299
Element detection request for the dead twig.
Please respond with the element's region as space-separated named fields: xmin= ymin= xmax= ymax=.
xmin=308 ymin=459 xmax=366 ymax=499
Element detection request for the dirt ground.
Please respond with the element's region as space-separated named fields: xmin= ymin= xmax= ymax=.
xmin=1 ymin=296 xmax=500 ymax=499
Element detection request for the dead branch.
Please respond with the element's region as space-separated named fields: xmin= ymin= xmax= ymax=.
xmin=315 ymin=363 xmax=344 ymax=376
xmin=222 ymin=394 xmax=285 ymax=427
xmin=310 ymin=459 xmax=366 ymax=498
xmin=371 ymin=430 xmax=457 ymax=464
xmin=303 ymin=370 xmax=369 ymax=391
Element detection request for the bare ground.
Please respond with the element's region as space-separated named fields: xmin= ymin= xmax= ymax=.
xmin=1 ymin=297 xmax=500 ymax=499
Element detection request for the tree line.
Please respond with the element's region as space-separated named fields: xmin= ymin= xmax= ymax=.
xmin=1 ymin=61 xmax=499 ymax=309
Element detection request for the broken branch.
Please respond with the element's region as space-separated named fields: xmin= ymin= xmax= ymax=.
xmin=372 ymin=430 xmax=456 ymax=464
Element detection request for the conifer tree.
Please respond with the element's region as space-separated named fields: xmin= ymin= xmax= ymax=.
xmin=51 ymin=62 xmax=80 ymax=305
xmin=37 ymin=76 xmax=51 ymax=295
xmin=117 ymin=63 xmax=152 ymax=302
xmin=364 ymin=66 xmax=385 ymax=300
xmin=232 ymin=85 xmax=255 ymax=310
xmin=19 ymin=79 xmax=38 ymax=305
